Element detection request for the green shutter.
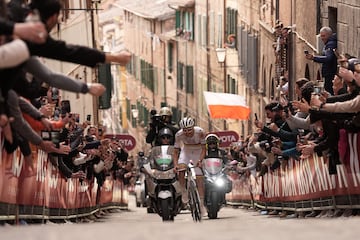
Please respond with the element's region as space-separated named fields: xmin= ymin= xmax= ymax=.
xmin=175 ymin=10 xmax=181 ymax=29
xmin=98 ymin=63 xmax=112 ymax=109
xmin=186 ymin=65 xmax=194 ymax=94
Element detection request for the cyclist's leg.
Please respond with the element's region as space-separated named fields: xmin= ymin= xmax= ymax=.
xmin=177 ymin=162 xmax=188 ymax=203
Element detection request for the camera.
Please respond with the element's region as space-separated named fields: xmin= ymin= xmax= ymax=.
xmin=150 ymin=109 xmax=162 ymax=129
xmin=283 ymin=102 xmax=295 ymax=117
xmin=41 ymin=130 xmax=60 ymax=148
xmin=304 ymin=50 xmax=309 ymax=55
xmin=313 ymin=86 xmax=321 ymax=94
xmin=86 ymin=114 xmax=91 ymax=122
xmin=259 ymin=140 xmax=272 ymax=153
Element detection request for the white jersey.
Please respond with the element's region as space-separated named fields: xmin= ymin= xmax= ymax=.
xmin=174 ymin=126 xmax=205 ymax=174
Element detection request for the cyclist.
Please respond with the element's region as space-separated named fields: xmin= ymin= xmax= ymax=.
xmin=173 ymin=117 xmax=206 ymax=210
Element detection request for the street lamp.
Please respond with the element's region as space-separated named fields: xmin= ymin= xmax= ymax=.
xmin=215 ymin=48 xmax=227 ymax=130
xmin=215 ymin=48 xmax=227 ymax=63
xmin=131 ymin=109 xmax=139 ymax=119
xmin=131 ymin=109 xmax=139 ymax=126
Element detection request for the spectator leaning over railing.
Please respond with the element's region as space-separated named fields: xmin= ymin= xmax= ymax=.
xmin=305 ymin=26 xmax=337 ymax=95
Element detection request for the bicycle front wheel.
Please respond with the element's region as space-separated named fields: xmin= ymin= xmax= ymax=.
xmin=188 ymin=180 xmax=202 ymax=222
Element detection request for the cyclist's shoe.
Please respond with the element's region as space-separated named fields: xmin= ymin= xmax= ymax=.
xmin=181 ymin=189 xmax=189 ymax=204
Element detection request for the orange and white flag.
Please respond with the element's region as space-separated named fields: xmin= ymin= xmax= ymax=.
xmin=203 ymin=91 xmax=251 ymax=120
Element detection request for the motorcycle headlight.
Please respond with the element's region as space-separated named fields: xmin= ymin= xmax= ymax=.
xmin=215 ymin=178 xmax=225 ymax=187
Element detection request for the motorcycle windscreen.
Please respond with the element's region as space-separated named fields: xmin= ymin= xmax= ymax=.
xmin=150 ymin=145 xmax=174 ymax=171
xmin=203 ymin=158 xmax=223 ymax=174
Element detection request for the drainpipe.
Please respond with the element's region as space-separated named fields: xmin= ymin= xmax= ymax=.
xmin=206 ymin=0 xmax=212 ymax=131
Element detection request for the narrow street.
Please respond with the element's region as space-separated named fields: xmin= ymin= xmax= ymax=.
xmin=2 ymin=195 xmax=359 ymax=240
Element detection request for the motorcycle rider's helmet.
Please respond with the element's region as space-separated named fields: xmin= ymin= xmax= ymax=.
xmin=158 ymin=127 xmax=173 ymax=144
xmin=205 ymin=134 xmax=220 ymax=150
xmin=159 ymin=107 xmax=172 ymax=122
xmin=179 ymin=117 xmax=195 ymax=129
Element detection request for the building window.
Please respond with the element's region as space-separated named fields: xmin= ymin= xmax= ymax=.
xmin=176 ymin=10 xmax=194 ymax=41
xmin=226 ymin=8 xmax=237 ymax=36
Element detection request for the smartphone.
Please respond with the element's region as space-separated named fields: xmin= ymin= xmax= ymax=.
xmin=60 ymin=100 xmax=71 ymax=115
xmin=304 ymin=50 xmax=309 ymax=55
xmin=86 ymin=114 xmax=91 ymax=122
xmin=333 ymin=48 xmax=341 ymax=59
xmin=254 ymin=113 xmax=258 ymax=121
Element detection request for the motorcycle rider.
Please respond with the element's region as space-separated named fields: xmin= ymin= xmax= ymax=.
xmin=158 ymin=127 xmax=174 ymax=145
xmin=205 ymin=134 xmax=227 ymax=162
xmin=204 ymin=134 xmax=232 ymax=193
xmin=146 ymin=107 xmax=179 ymax=147
xmin=173 ymin=117 xmax=206 ymax=213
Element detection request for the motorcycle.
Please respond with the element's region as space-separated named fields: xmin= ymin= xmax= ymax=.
xmin=142 ymin=145 xmax=182 ymax=221
xmin=135 ymin=152 xmax=148 ymax=208
xmin=202 ymin=157 xmax=232 ymax=219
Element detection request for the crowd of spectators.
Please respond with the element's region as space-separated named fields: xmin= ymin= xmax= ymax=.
xmin=225 ymin=46 xmax=360 ymax=218
xmin=0 ymin=0 xmax=136 ymax=224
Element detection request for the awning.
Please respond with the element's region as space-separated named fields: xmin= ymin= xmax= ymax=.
xmin=203 ymin=91 xmax=251 ymax=120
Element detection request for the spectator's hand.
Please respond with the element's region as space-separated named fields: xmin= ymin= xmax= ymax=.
xmin=269 ymin=123 xmax=279 ymax=132
xmin=292 ymin=98 xmax=310 ymax=113
xmin=310 ymin=95 xmax=323 ymax=108
xmin=88 ymin=83 xmax=106 ymax=97
xmin=338 ymin=67 xmax=354 ymax=83
xmin=301 ymin=144 xmax=315 ymax=158
xmin=60 ymin=113 xmax=71 ymax=125
xmin=72 ymin=171 xmax=86 ymax=179
xmin=271 ymin=147 xmax=282 ymax=155
xmin=124 ymin=172 xmax=132 ymax=178
xmin=60 ymin=142 xmax=71 ymax=150
xmin=39 ymin=104 xmax=53 ymax=117
xmin=106 ymin=50 xmax=131 ymax=66
xmin=305 ymin=53 xmax=314 ymax=60
xmin=320 ymin=91 xmax=330 ymax=100
xmin=13 ymin=22 xmax=48 ymax=44
xmin=41 ymin=117 xmax=52 ymax=131
xmin=38 ymin=140 xmax=56 ymax=153
xmin=254 ymin=119 xmax=264 ymax=129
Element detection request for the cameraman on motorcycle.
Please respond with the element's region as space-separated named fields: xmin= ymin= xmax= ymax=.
xmin=146 ymin=107 xmax=179 ymax=146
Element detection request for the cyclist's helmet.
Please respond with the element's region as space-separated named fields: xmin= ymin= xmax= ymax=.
xmin=205 ymin=134 xmax=220 ymax=149
xmin=179 ymin=117 xmax=195 ymax=129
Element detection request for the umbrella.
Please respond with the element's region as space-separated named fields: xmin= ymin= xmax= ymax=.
xmin=203 ymin=91 xmax=251 ymax=120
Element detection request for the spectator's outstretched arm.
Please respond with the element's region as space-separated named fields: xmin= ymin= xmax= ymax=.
xmin=0 ymin=17 xmax=47 ymax=43
xmin=27 ymin=37 xmax=131 ymax=68
xmin=0 ymin=39 xmax=30 ymax=68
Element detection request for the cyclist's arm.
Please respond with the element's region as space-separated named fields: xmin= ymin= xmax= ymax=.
xmin=173 ymin=147 xmax=180 ymax=168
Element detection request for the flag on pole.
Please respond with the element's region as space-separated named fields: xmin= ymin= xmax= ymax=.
xmin=203 ymin=91 xmax=251 ymax=120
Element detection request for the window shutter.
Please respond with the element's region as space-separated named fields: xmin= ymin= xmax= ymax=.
xmin=98 ymin=64 xmax=112 ymax=109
